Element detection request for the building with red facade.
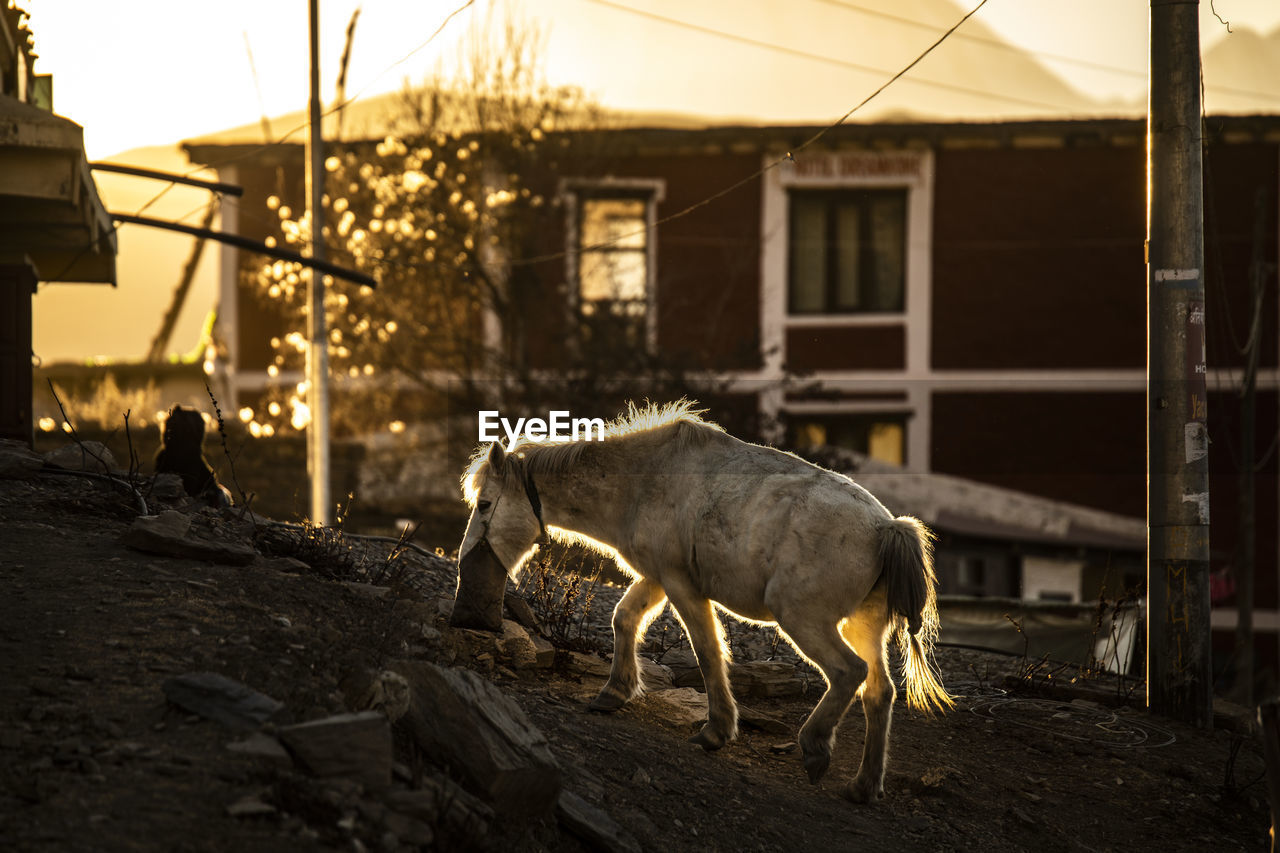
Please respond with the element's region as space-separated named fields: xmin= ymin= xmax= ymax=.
xmin=186 ymin=113 xmax=1280 ymax=679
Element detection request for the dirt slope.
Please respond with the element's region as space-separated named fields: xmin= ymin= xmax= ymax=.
xmin=0 ymin=471 xmax=1271 ymax=852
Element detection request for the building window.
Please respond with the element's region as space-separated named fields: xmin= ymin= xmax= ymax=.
xmin=956 ymin=556 xmax=986 ymax=591
xmin=788 ymin=189 xmax=906 ymax=315
xmin=566 ymin=183 xmax=662 ymax=351
xmin=937 ymin=551 xmax=1018 ymax=597
xmin=787 ymin=413 xmax=906 ymax=466
xmin=579 ymin=196 xmax=647 ymax=317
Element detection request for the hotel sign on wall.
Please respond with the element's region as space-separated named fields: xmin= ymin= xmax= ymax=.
xmin=785 ymin=151 xmax=924 ymax=183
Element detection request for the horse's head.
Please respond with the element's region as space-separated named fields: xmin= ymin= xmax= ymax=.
xmin=451 ymin=442 xmax=549 ymax=631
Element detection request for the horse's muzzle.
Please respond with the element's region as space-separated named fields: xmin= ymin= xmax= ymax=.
xmin=450 ymin=538 xmax=507 ymax=632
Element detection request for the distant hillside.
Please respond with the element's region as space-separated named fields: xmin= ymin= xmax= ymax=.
xmin=847 ymin=0 xmax=1115 ymax=121
xmin=1202 ymin=25 xmax=1280 ymax=114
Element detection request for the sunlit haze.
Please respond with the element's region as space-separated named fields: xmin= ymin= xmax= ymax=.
xmin=25 ymin=0 xmax=1280 ymax=160
xmin=21 ymin=0 xmax=1280 ymax=362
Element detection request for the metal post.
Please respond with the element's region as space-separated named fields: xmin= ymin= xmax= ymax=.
xmin=306 ymin=0 xmax=332 ymax=525
xmin=1147 ymin=0 xmax=1212 ymax=727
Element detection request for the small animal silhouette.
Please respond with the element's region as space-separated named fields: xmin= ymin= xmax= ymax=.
xmin=155 ymin=406 xmax=231 ymax=507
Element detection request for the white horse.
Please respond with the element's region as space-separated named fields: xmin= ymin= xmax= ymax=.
xmin=450 ymin=401 xmax=952 ymax=802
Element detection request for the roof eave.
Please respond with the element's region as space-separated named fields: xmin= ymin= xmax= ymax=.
xmin=0 ymin=95 xmax=117 ymax=285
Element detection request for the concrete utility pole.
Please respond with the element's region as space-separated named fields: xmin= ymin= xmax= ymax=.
xmin=1147 ymin=0 xmax=1212 ymax=727
xmin=306 ymin=0 xmax=333 ymax=526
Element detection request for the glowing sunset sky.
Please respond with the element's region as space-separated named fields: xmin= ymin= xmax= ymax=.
xmin=24 ymin=0 xmax=1280 ymax=160
xmin=21 ymin=0 xmax=1280 ymax=364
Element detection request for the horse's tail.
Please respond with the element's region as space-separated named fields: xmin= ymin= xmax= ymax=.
xmin=879 ymin=516 xmax=954 ymax=715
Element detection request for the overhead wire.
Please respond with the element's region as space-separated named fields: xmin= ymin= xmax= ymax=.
xmin=214 ymin=0 xmax=1001 ymax=280
xmin=180 ymin=0 xmax=475 ymax=177
xmin=580 ymin=0 xmax=1069 ymax=113
xmin=127 ymin=0 xmax=476 ymax=234
xmin=46 ymin=0 xmax=1280 ymax=288
xmin=40 ymin=0 xmax=478 ymax=287
xmin=242 ymin=29 xmax=277 ymax=143
xmin=816 ymin=0 xmax=1280 ymax=105
xmin=507 ymin=0 xmax=993 ymax=270
xmin=812 ymin=0 xmax=1148 ymax=80
xmin=304 ymin=0 xmax=993 ymax=277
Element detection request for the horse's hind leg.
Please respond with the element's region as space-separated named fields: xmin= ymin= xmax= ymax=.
xmin=840 ymin=592 xmax=895 ymax=803
xmin=772 ymin=608 xmax=869 ymax=785
xmin=662 ymin=579 xmax=737 ymax=750
xmin=590 ymin=577 xmax=667 ymax=713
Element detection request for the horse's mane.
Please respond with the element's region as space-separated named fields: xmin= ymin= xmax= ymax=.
xmin=461 ymin=400 xmax=723 ymax=506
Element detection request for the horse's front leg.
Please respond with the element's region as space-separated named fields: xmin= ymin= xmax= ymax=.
xmin=662 ymin=579 xmax=738 ymax=751
xmin=589 ymin=577 xmax=667 ymax=712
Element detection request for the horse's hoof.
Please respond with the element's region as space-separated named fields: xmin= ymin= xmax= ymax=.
xmin=588 ymin=689 xmax=627 ymax=713
xmin=842 ymin=779 xmax=885 ymax=804
xmin=688 ymin=726 xmax=726 ymax=752
xmin=803 ymin=751 xmax=830 ymax=784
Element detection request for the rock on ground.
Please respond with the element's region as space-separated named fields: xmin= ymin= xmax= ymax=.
xmin=161 ymin=672 xmax=283 ymax=731
xmin=44 ymin=441 xmax=118 ymax=472
xmin=390 ymin=659 xmax=561 ymax=818
xmin=0 ymin=440 xmax=42 ymax=479
xmin=276 ymin=711 xmax=393 ymax=790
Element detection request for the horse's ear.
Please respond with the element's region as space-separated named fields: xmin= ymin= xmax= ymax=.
xmin=488 ymin=441 xmax=506 ymax=475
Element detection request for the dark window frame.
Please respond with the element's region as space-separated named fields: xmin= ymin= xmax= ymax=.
xmin=574 ymin=189 xmax=652 ymax=318
xmin=786 ymin=188 xmax=908 ymax=315
xmin=785 ymin=411 xmax=909 ymax=466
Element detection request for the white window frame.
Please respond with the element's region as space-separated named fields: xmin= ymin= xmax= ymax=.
xmin=759 ymin=149 xmax=934 ymax=470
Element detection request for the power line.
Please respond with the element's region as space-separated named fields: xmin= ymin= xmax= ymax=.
xmin=129 ymin=0 xmax=478 ymax=228
xmin=39 ymin=0 xmax=477 ymax=287
xmin=817 ymin=0 xmax=1280 ymax=104
xmin=318 ymin=0 xmax=474 ymax=137
xmin=344 ymin=0 xmax=996 ymax=276
xmin=242 ymin=30 xmax=275 ymax=143
xmin=580 ymin=0 xmax=1075 ymax=113
xmin=510 ymin=0 xmax=993 ymax=268
xmin=812 ymin=0 xmax=1148 ymax=82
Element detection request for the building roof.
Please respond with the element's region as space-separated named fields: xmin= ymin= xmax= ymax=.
xmin=181 ymin=88 xmax=750 ymax=166
xmin=0 ymin=93 xmax=116 ymax=284
xmin=184 ymin=107 xmax=1280 ymax=172
xmin=806 ymin=446 xmax=1145 ymax=553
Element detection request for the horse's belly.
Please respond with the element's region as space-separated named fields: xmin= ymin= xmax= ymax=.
xmin=717 ymin=599 xmax=775 ymax=624
xmin=693 ymin=563 xmax=774 ymax=623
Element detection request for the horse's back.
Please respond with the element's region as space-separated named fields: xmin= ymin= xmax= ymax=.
xmin=669 ymin=436 xmax=893 ymax=616
xmin=696 ymin=436 xmax=892 ymax=524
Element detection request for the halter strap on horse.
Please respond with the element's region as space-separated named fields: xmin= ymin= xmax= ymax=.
xmin=523 ymin=469 xmax=551 ymax=546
